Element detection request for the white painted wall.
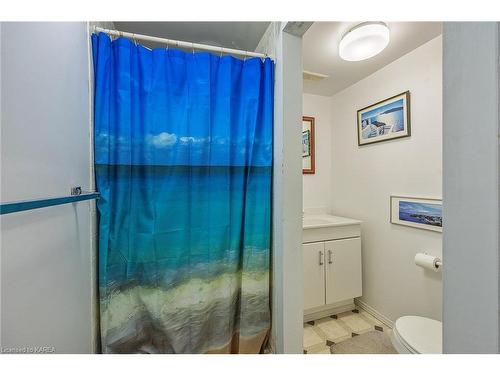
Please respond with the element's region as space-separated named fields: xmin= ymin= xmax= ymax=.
xmin=328 ymin=36 xmax=443 ymax=322
xmin=0 ymin=22 xmax=93 ymax=353
xmin=256 ymin=22 xmax=304 ymax=354
xmin=443 ymin=23 xmax=499 ymax=353
xmin=302 ymin=93 xmax=331 ymax=212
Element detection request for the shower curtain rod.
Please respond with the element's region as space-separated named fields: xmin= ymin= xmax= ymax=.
xmin=93 ymin=26 xmax=271 ymax=59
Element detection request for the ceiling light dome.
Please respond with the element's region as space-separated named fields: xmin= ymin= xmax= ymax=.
xmin=339 ymin=22 xmax=390 ymax=61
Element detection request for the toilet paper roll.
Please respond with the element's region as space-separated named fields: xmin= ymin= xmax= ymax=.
xmin=414 ymin=253 xmax=441 ymax=272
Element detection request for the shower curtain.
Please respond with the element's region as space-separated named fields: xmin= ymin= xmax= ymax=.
xmin=92 ymin=33 xmax=273 ymax=354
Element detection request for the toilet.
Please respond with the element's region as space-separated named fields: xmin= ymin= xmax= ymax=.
xmin=391 ymin=316 xmax=442 ymax=354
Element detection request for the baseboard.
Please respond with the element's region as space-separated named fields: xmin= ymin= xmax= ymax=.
xmin=354 ymin=298 xmax=394 ymax=328
xmin=304 ymin=299 xmax=355 ymax=322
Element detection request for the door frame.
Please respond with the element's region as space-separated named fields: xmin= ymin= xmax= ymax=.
xmin=442 ymin=22 xmax=499 ymax=353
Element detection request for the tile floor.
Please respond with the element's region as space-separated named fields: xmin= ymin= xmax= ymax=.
xmin=303 ymin=308 xmax=392 ymax=354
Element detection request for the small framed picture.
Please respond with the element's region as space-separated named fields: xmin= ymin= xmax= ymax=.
xmin=357 ymin=91 xmax=411 ymax=146
xmin=302 ymin=116 xmax=315 ymax=174
xmin=390 ymin=196 xmax=442 ymax=232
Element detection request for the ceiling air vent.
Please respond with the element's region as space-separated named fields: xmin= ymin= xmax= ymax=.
xmin=303 ymin=70 xmax=329 ymax=81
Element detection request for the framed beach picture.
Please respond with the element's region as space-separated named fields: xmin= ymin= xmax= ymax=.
xmin=302 ymin=130 xmax=311 ymax=157
xmin=390 ymin=196 xmax=442 ymax=233
xmin=302 ymin=116 xmax=315 ymax=174
xmin=357 ymin=91 xmax=411 ymax=146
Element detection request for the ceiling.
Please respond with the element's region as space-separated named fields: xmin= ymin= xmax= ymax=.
xmin=113 ymin=22 xmax=270 ymax=51
xmin=303 ymin=22 xmax=442 ymax=96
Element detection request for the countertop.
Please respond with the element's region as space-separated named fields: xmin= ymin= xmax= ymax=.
xmin=303 ymin=214 xmax=362 ymax=230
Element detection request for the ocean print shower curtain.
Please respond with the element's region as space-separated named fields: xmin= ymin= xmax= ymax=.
xmin=92 ymin=33 xmax=273 ymax=354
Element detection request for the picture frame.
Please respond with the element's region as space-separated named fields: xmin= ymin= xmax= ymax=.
xmin=357 ymin=91 xmax=411 ymax=146
xmin=302 ymin=116 xmax=315 ymax=174
xmin=390 ymin=196 xmax=442 ymax=233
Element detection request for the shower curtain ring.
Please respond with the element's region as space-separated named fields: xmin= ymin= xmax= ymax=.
xmin=220 ymin=46 xmax=223 ymax=57
xmin=192 ymin=42 xmax=195 ymax=55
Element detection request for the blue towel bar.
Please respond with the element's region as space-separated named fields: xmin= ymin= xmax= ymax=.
xmin=0 ymin=191 xmax=100 ymax=215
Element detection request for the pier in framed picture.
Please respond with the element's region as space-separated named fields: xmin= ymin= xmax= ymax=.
xmin=390 ymin=196 xmax=442 ymax=232
xmin=357 ymin=91 xmax=411 ymax=146
xmin=302 ymin=116 xmax=315 ymax=174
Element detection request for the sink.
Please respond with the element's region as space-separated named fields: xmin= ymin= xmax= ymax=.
xmin=303 ymin=214 xmax=361 ymax=242
xmin=303 ymin=214 xmax=361 ymax=229
xmin=303 ymin=217 xmax=333 ymax=227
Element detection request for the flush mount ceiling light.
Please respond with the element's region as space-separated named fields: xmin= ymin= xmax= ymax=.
xmin=339 ymin=22 xmax=390 ymax=61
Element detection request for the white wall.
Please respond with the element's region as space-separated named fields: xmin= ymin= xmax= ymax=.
xmin=443 ymin=23 xmax=499 ymax=353
xmin=0 ymin=22 xmax=93 ymax=353
xmin=302 ymin=94 xmax=331 ymax=212
xmin=256 ymin=22 xmax=304 ymax=354
xmin=329 ymin=36 xmax=443 ymax=322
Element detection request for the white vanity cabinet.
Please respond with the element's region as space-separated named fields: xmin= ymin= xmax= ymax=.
xmin=302 ymin=215 xmax=362 ymax=320
xmin=303 ymin=241 xmax=326 ymax=310
xmin=324 ymin=238 xmax=362 ymax=304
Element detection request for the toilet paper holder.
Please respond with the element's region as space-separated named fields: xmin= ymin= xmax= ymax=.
xmin=415 ymin=252 xmax=442 ymax=271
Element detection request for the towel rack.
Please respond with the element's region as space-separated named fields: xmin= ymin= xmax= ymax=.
xmin=0 ymin=187 xmax=100 ymax=215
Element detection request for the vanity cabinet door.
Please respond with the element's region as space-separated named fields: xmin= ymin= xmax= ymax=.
xmin=303 ymin=242 xmax=326 ymax=310
xmin=325 ymin=238 xmax=362 ymax=305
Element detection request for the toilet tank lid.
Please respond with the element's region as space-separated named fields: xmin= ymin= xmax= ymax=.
xmin=395 ymin=316 xmax=442 ymax=354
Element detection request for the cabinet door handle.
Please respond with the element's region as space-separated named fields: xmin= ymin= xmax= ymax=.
xmin=328 ymin=250 xmax=333 ymax=264
xmin=319 ymin=250 xmax=324 ymax=266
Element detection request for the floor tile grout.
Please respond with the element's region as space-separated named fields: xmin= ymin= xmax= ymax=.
xmin=304 ymin=308 xmax=392 ymax=354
